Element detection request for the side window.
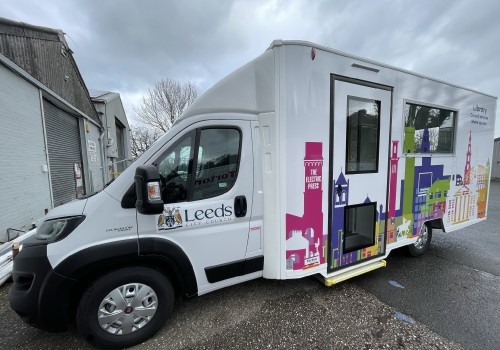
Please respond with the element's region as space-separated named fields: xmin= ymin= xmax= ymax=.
xmin=404 ymin=102 xmax=457 ymax=154
xmin=157 ymin=132 xmax=194 ymax=203
xmin=346 ymin=96 xmax=380 ymax=174
xmin=193 ymin=128 xmax=240 ymax=200
xmin=156 ymin=128 xmax=241 ymax=204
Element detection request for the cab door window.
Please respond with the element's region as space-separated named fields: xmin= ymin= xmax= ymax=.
xmin=157 ymin=132 xmax=194 ymax=203
xmin=193 ymin=128 xmax=241 ymax=200
xmin=156 ymin=127 xmax=241 ymax=204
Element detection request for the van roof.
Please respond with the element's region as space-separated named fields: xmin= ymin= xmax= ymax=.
xmin=270 ymin=40 xmax=497 ymax=99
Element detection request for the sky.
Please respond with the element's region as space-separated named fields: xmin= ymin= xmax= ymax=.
xmin=2 ymin=0 xmax=500 ymax=137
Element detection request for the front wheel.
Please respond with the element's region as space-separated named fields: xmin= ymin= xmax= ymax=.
xmin=76 ymin=267 xmax=174 ymax=349
xmin=407 ymin=223 xmax=432 ymax=257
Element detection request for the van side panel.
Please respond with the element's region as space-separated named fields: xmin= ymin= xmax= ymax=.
xmin=277 ymin=43 xmax=497 ymax=278
xmin=387 ymin=74 xmax=496 ymax=247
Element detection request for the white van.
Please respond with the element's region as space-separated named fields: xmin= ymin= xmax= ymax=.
xmin=9 ymin=40 xmax=497 ymax=348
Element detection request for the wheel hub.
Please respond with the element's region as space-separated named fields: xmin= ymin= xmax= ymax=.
xmin=97 ymin=283 xmax=158 ymax=335
xmin=414 ymin=225 xmax=428 ymax=249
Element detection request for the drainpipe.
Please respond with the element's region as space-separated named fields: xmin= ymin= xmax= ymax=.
xmin=39 ymin=90 xmax=54 ymax=209
xmin=98 ymin=124 xmax=107 ymax=187
xmin=97 ymin=99 xmax=109 ymax=185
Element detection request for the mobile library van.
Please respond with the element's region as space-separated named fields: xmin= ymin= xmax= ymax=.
xmin=10 ymin=40 xmax=497 ymax=348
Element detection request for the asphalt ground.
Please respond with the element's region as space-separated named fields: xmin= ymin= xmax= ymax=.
xmin=0 ymin=276 xmax=459 ymax=349
xmin=355 ymin=180 xmax=500 ymax=350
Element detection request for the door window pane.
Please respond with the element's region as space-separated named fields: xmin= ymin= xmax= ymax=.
xmin=344 ymin=203 xmax=376 ymax=253
xmin=193 ymin=128 xmax=240 ymax=200
xmin=346 ymin=96 xmax=380 ymax=173
xmin=157 ymin=132 xmax=194 ymax=203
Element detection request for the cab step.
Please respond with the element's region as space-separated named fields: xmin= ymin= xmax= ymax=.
xmin=317 ymin=260 xmax=387 ymax=286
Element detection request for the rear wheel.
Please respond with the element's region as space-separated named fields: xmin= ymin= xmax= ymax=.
xmin=76 ymin=267 xmax=174 ymax=349
xmin=407 ymin=223 xmax=432 ymax=257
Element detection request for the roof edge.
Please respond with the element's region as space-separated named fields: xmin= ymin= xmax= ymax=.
xmin=0 ymin=52 xmax=100 ymax=127
xmin=0 ymin=16 xmax=63 ymax=37
xmin=269 ymin=40 xmax=498 ymax=100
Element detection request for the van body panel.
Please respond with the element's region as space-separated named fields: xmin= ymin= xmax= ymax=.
xmin=46 ymin=191 xmax=137 ymax=269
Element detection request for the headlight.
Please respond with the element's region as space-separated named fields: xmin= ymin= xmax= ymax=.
xmin=35 ymin=216 xmax=85 ymax=243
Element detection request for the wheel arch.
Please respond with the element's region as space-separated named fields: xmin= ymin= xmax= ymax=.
xmin=425 ymin=217 xmax=443 ymax=231
xmin=53 ymin=238 xmax=198 ymax=322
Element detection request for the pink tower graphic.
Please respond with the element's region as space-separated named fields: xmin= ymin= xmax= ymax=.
xmin=464 ymin=131 xmax=472 ymax=185
xmin=285 ymin=142 xmax=324 ymax=271
xmin=387 ymin=141 xmax=399 ymax=244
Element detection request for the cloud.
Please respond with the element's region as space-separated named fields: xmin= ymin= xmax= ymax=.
xmin=2 ymin=0 xmax=499 ymax=135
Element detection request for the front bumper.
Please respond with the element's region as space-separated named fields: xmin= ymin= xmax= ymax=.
xmin=8 ymin=244 xmax=76 ymax=331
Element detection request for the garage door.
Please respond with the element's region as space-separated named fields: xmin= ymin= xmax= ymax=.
xmin=43 ymin=100 xmax=84 ymax=206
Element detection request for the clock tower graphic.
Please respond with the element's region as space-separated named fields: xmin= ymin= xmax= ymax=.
xmin=285 ymin=142 xmax=325 ymax=271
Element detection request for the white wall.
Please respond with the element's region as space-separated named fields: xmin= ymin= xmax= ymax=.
xmin=93 ymin=94 xmax=131 ymax=181
xmin=0 ymin=64 xmax=51 ymax=241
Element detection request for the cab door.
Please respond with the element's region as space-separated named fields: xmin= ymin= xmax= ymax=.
xmin=328 ymin=76 xmax=392 ymax=273
xmin=136 ymin=119 xmax=259 ymax=294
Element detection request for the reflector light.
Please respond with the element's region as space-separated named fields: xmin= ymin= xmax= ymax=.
xmin=147 ymin=182 xmax=161 ymax=201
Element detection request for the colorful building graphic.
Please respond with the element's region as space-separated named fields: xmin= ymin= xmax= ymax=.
xmin=476 ymin=161 xmax=489 ymax=218
xmin=387 ymin=141 xmax=403 ymax=244
xmin=285 ymin=142 xmax=325 ymax=271
xmin=446 ymin=131 xmax=489 ymax=225
xmin=290 ymin=129 xmax=490 ymax=273
xmin=330 ymin=170 xmax=349 ymax=269
xmin=410 ymin=129 xmax=450 ymax=235
xmin=329 ymin=171 xmax=385 ymax=270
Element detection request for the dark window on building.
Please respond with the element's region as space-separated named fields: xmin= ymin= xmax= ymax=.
xmin=115 ymin=117 xmax=127 ymax=173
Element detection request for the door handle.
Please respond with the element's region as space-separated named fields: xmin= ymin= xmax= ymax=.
xmin=234 ymin=195 xmax=247 ymax=217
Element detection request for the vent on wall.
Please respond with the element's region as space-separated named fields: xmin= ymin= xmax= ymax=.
xmin=351 ymin=63 xmax=379 ymax=73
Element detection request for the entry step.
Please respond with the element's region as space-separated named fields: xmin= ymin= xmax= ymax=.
xmin=317 ymin=260 xmax=387 ymax=286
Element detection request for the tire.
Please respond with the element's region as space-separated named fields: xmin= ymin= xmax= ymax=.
xmin=76 ymin=267 xmax=174 ymax=349
xmin=407 ymin=223 xmax=432 ymax=257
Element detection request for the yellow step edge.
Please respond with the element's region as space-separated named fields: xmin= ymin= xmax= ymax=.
xmin=317 ymin=260 xmax=387 ymax=287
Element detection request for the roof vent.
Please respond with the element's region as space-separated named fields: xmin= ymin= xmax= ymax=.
xmin=351 ymin=63 xmax=379 ymax=73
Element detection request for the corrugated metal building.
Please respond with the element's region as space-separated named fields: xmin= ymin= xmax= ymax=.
xmin=0 ymin=17 xmax=110 ymax=241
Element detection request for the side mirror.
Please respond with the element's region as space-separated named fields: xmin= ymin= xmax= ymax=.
xmin=135 ymin=165 xmax=164 ymax=215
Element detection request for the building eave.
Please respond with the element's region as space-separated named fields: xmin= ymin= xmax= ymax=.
xmin=0 ymin=52 xmax=100 ymax=127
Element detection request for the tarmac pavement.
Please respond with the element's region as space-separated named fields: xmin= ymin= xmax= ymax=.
xmin=1 ymin=275 xmax=460 ymax=349
xmin=355 ymin=180 xmax=500 ymax=350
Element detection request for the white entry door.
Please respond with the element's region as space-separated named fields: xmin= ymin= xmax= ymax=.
xmin=328 ymin=77 xmax=392 ymax=273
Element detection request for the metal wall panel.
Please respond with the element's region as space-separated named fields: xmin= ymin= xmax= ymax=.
xmin=43 ymin=100 xmax=84 ymax=206
xmin=0 ymin=64 xmax=51 ymax=242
